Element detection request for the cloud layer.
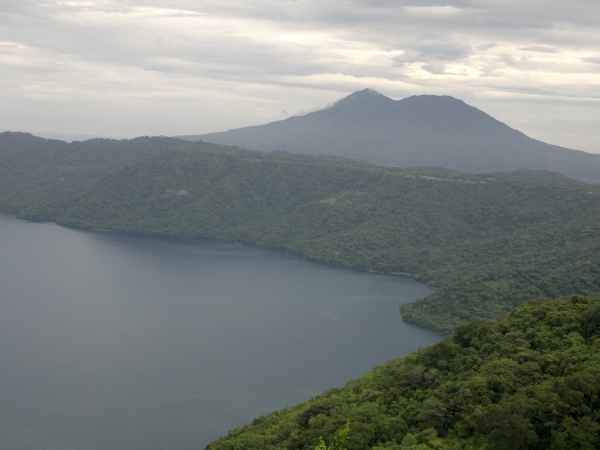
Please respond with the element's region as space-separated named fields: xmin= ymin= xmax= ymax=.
xmin=1 ymin=0 xmax=599 ymax=152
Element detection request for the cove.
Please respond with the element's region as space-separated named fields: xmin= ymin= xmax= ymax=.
xmin=0 ymin=214 xmax=442 ymax=450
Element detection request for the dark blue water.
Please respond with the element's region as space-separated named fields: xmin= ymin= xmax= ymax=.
xmin=0 ymin=214 xmax=441 ymax=450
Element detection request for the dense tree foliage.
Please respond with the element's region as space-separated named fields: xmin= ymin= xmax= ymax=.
xmin=205 ymin=295 xmax=600 ymax=450
xmin=0 ymin=132 xmax=195 ymax=219
xmin=2 ymin=133 xmax=600 ymax=333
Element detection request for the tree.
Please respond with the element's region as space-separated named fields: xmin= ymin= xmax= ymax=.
xmin=315 ymin=420 xmax=350 ymax=450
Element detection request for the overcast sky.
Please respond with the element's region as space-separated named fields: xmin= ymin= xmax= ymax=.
xmin=1 ymin=0 xmax=599 ymax=152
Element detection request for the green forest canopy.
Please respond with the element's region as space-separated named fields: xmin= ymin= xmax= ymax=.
xmin=1 ymin=132 xmax=600 ymax=333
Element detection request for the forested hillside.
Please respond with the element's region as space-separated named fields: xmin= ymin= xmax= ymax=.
xmin=205 ymin=295 xmax=600 ymax=450
xmin=0 ymin=131 xmax=194 ymax=219
xmin=2 ymin=133 xmax=600 ymax=333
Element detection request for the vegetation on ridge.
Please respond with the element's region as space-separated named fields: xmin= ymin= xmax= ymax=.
xmin=205 ymin=295 xmax=600 ymax=450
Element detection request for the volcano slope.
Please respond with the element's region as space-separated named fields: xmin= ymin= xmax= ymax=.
xmin=182 ymin=89 xmax=600 ymax=184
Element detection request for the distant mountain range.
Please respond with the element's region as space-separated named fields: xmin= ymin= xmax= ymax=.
xmin=179 ymin=89 xmax=600 ymax=183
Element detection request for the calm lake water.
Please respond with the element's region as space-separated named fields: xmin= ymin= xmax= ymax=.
xmin=0 ymin=214 xmax=441 ymax=450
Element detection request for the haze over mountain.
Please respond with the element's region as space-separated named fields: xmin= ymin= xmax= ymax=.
xmin=180 ymin=89 xmax=600 ymax=183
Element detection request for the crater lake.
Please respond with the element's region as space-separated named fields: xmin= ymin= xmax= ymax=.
xmin=0 ymin=214 xmax=441 ymax=450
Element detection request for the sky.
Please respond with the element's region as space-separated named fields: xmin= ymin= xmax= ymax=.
xmin=1 ymin=0 xmax=599 ymax=153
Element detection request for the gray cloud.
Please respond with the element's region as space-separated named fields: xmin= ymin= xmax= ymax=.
xmin=421 ymin=64 xmax=448 ymax=75
xmin=519 ymin=46 xmax=559 ymax=53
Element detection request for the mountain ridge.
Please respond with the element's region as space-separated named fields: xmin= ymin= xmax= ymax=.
xmin=2 ymin=132 xmax=600 ymax=334
xmin=179 ymin=90 xmax=600 ymax=183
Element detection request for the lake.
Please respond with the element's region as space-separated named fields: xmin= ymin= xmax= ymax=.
xmin=0 ymin=214 xmax=441 ymax=450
